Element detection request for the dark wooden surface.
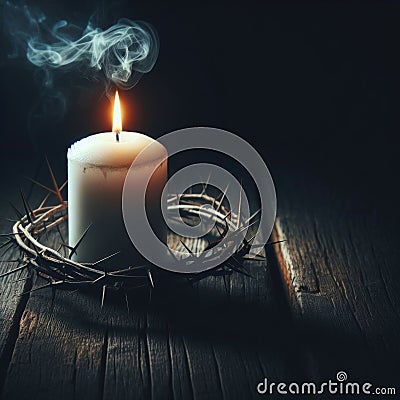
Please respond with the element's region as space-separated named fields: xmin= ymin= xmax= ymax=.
xmin=0 ymin=156 xmax=399 ymax=399
xmin=272 ymin=166 xmax=400 ymax=386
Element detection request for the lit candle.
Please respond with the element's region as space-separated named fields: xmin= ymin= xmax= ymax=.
xmin=67 ymin=91 xmax=167 ymax=268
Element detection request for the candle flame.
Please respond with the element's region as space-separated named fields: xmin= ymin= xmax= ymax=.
xmin=112 ymin=91 xmax=122 ymax=134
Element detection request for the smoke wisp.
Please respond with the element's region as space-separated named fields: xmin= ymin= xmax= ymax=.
xmin=4 ymin=2 xmax=159 ymax=90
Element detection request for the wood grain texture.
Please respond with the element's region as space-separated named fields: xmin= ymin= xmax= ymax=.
xmin=2 ymin=278 xmax=107 ymax=400
xmin=272 ymin=166 xmax=400 ymax=385
xmin=2 ymin=156 xmax=398 ymax=399
xmin=1 ymin=242 xmax=294 ymax=400
xmin=0 ymin=157 xmax=295 ymax=400
xmin=0 ymin=156 xmax=40 ymax=392
xmin=99 ymin=256 xmax=300 ymax=400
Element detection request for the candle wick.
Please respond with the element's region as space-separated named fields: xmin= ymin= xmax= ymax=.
xmin=115 ymin=131 xmax=120 ymax=142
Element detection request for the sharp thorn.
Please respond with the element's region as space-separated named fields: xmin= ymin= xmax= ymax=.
xmin=61 ymin=243 xmax=75 ymax=251
xmin=244 ymin=209 xmax=261 ymax=225
xmin=59 ymin=180 xmax=68 ymax=192
xmin=101 ymin=285 xmax=106 ymax=308
xmin=69 ymin=223 xmax=92 ymax=259
xmin=201 ymin=172 xmax=212 ymax=195
xmin=0 ymin=262 xmax=28 ymax=278
xmin=91 ymin=251 xmax=120 ymax=266
xmin=3 ymin=218 xmax=18 ymax=223
xmin=25 ymin=176 xmax=57 ymax=195
xmin=216 ymin=185 xmax=229 ymax=213
xmin=0 ymin=233 xmax=17 ymax=237
xmin=20 ymin=190 xmax=33 ymax=223
xmin=180 ymin=240 xmax=195 ymax=256
xmin=46 ymin=157 xmax=63 ymax=203
xmin=266 ymin=239 xmax=286 ymax=246
xmin=38 ymin=192 xmax=52 ymax=209
xmin=21 ymin=280 xmax=63 ymax=295
xmin=215 ymin=224 xmax=224 ymax=238
xmin=237 ymin=182 xmax=243 ymax=229
xmin=222 ymin=210 xmax=232 ymax=221
xmin=227 ymin=263 xmax=253 ymax=278
xmin=147 ymin=269 xmax=155 ymax=288
xmin=234 ymin=219 xmax=259 ymax=235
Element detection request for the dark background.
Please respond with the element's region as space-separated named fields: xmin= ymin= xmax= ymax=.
xmin=0 ymin=1 xmax=400 ymax=391
xmin=0 ymin=0 xmax=399 ymax=229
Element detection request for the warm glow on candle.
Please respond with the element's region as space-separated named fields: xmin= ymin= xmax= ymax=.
xmin=112 ymin=91 xmax=122 ymax=135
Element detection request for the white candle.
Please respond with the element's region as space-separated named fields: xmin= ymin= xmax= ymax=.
xmin=67 ymin=92 xmax=167 ymax=268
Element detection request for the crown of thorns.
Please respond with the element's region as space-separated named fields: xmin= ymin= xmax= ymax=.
xmin=0 ymin=160 xmax=282 ymax=307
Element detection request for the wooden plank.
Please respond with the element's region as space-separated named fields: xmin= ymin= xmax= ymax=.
xmin=0 ymin=237 xmax=31 ymax=393
xmin=2 ymin=283 xmax=108 ymax=400
xmin=0 ymin=155 xmax=41 ymax=392
xmin=272 ymin=167 xmax=400 ymax=385
xmin=0 ymin=157 xmax=107 ymax=400
xmin=6 ymin=155 xmax=398 ymax=397
xmin=1 ymin=219 xmax=107 ymax=400
xmin=2 ymin=251 xmax=295 ymax=400
xmin=101 ymin=254 xmax=301 ymax=399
